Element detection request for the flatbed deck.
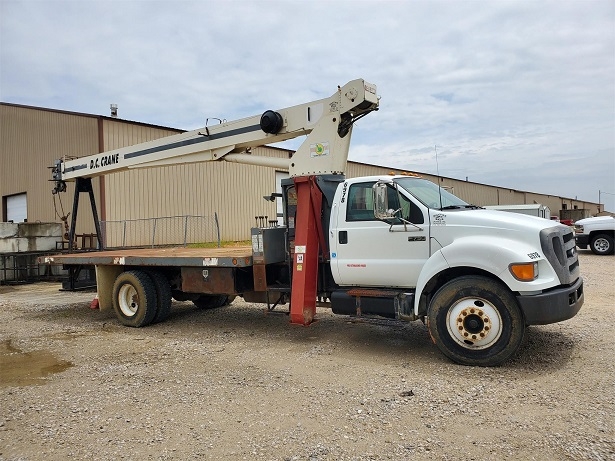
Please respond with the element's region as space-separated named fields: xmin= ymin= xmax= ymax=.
xmin=42 ymin=246 xmax=254 ymax=268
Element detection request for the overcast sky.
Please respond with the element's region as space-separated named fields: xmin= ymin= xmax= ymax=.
xmin=2 ymin=0 xmax=614 ymax=212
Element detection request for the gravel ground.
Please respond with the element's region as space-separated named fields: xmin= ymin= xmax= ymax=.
xmin=0 ymin=250 xmax=613 ymax=461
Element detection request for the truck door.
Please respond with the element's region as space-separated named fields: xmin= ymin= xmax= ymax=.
xmin=330 ymin=181 xmax=429 ymax=288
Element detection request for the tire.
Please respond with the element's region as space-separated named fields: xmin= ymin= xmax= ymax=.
xmin=112 ymin=270 xmax=158 ymax=327
xmin=171 ymin=290 xmax=195 ymax=302
xmin=590 ymin=234 xmax=614 ymax=255
xmin=427 ymin=275 xmax=525 ymax=367
xmin=192 ymin=294 xmax=233 ymax=309
xmin=146 ymin=270 xmax=172 ymax=323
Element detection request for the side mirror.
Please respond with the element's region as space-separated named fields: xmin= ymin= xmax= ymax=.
xmin=373 ymin=182 xmax=394 ymax=220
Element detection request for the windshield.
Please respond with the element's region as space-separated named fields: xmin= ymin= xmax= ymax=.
xmin=394 ymin=177 xmax=469 ymax=209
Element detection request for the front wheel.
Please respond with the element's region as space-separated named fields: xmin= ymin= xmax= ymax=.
xmin=427 ymin=275 xmax=525 ymax=366
xmin=590 ymin=234 xmax=614 ymax=255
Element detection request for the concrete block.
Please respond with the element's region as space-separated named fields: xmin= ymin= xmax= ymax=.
xmin=0 ymin=223 xmax=19 ymax=239
xmin=26 ymin=237 xmax=62 ymax=252
xmin=0 ymin=238 xmax=25 ymax=254
xmin=17 ymin=223 xmax=63 ymax=238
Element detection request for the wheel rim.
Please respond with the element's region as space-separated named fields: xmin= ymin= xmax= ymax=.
xmin=118 ymin=284 xmax=139 ymax=317
xmin=593 ymin=238 xmax=609 ymax=253
xmin=446 ymin=297 xmax=503 ymax=350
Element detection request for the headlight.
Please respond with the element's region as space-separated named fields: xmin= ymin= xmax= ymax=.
xmin=574 ymin=225 xmax=584 ymax=234
xmin=509 ymin=262 xmax=539 ymax=281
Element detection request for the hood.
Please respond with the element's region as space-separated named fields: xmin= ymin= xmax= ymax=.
xmin=429 ymin=208 xmax=578 ymax=286
xmin=431 ymin=208 xmax=561 ymax=234
xmin=574 ymin=216 xmax=615 ymax=225
xmin=429 ymin=208 xmax=570 ymax=251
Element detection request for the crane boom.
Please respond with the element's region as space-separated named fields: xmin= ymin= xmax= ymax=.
xmin=52 ymin=79 xmax=378 ymax=193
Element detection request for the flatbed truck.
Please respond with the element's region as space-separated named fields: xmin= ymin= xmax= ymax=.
xmin=44 ymin=79 xmax=583 ymax=366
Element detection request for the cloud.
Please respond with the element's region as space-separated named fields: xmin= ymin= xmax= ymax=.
xmin=1 ymin=0 xmax=614 ymax=210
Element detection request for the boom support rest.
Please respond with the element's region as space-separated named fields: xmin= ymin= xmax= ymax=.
xmin=69 ymin=178 xmax=103 ymax=251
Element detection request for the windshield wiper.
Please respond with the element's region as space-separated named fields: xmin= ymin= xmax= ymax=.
xmin=439 ymin=205 xmax=462 ymax=210
xmin=464 ymin=204 xmax=484 ymax=209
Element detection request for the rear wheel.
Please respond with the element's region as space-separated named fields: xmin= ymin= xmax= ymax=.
xmin=427 ymin=275 xmax=525 ymax=366
xmin=146 ymin=270 xmax=172 ymax=323
xmin=192 ymin=294 xmax=233 ymax=309
xmin=590 ymin=234 xmax=613 ymax=255
xmin=112 ymin=270 xmax=158 ymax=327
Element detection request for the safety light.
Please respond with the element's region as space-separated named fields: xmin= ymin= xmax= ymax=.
xmin=509 ymin=262 xmax=538 ymax=281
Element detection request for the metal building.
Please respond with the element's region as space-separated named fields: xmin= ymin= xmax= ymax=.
xmin=1 ymin=103 xmax=602 ymax=245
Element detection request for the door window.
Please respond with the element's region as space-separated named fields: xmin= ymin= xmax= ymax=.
xmin=346 ymin=183 xmax=375 ymax=221
xmin=346 ymin=182 xmax=423 ymax=224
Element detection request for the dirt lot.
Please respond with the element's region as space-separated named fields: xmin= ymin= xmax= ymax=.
xmin=0 ymin=250 xmax=613 ymax=460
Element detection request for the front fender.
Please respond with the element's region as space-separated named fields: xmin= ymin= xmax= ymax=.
xmin=414 ymin=236 xmax=558 ymax=315
xmin=414 ymin=250 xmax=449 ymax=315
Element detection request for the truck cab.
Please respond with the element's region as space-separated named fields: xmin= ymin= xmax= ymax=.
xmin=330 ymin=175 xmax=580 ymax=295
xmin=326 ymin=175 xmax=583 ymax=365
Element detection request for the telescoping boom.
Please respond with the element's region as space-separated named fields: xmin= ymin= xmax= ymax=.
xmin=51 ymin=78 xmax=379 ymax=194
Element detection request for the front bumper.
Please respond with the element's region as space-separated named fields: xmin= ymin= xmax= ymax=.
xmin=575 ymin=234 xmax=589 ymax=249
xmin=516 ymin=277 xmax=584 ymax=325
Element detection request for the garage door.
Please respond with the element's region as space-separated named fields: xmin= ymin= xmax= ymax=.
xmin=6 ymin=193 xmax=27 ymax=222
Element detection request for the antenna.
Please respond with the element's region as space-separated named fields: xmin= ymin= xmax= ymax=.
xmin=435 ymin=145 xmax=443 ymax=210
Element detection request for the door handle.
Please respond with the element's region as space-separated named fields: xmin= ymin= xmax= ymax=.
xmin=339 ymin=231 xmax=348 ymax=244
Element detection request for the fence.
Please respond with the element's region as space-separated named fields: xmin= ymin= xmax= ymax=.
xmin=99 ymin=214 xmax=220 ymax=249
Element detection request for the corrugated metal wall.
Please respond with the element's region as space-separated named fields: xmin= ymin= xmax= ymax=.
xmin=346 ymin=161 xmax=391 ymax=178
xmin=523 ymin=193 xmax=557 ymax=215
xmin=0 ymin=104 xmax=100 ymax=236
xmin=346 ymin=160 xmax=599 ymax=215
xmin=102 ymin=119 xmax=180 ymax=152
xmin=2 ymin=105 xmax=602 ymax=245
xmin=103 ymin=122 xmax=292 ymax=241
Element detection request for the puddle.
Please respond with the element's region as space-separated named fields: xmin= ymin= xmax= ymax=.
xmin=0 ymin=339 xmax=73 ymax=387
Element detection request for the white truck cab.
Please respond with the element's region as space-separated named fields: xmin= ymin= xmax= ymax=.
xmin=327 ymin=175 xmax=583 ymax=365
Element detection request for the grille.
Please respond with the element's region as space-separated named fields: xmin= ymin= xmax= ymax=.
xmin=539 ymin=226 xmax=580 ymax=285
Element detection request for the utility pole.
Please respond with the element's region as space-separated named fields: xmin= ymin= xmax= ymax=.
xmin=599 ymin=190 xmax=615 ymax=213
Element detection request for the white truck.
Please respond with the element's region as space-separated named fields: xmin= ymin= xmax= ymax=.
xmin=45 ymin=79 xmax=584 ymax=366
xmin=574 ymin=216 xmax=615 ymax=255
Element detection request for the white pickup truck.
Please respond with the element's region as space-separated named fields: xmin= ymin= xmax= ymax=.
xmin=574 ymin=216 xmax=615 ymax=255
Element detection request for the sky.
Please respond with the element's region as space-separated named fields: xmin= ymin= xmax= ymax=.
xmin=2 ymin=0 xmax=614 ymax=212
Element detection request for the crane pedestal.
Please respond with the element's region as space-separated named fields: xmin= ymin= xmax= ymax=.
xmin=289 ymin=176 xmax=324 ymax=325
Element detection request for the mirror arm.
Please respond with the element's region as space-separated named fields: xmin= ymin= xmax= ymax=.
xmin=388 ymin=217 xmax=423 ymax=232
